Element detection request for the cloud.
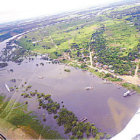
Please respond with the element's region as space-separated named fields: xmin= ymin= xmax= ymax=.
xmin=0 ymin=0 xmax=119 ymax=23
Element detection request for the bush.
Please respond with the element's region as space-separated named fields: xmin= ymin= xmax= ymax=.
xmin=44 ymin=94 xmax=51 ymax=100
xmin=64 ymin=69 xmax=71 ymax=72
xmin=54 ymin=115 xmax=58 ymax=119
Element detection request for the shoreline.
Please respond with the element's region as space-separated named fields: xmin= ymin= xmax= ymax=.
xmin=0 ymin=35 xmax=140 ymax=139
xmin=6 ymin=33 xmax=139 ymax=94
xmin=65 ymin=60 xmax=140 ymax=94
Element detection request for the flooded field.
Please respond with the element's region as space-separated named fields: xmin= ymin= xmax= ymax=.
xmin=0 ymin=37 xmax=140 ymax=137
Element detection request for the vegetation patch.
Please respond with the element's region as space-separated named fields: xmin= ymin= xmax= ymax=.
xmin=64 ymin=68 xmax=71 ymax=72
xmin=0 ymin=95 xmax=62 ymax=139
xmin=122 ymin=83 xmax=140 ymax=93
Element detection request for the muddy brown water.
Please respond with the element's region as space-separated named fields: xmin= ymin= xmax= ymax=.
xmin=0 ymin=37 xmax=140 ymax=138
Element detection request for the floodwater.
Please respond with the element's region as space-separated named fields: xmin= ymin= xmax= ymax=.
xmin=0 ymin=37 xmax=140 ymax=138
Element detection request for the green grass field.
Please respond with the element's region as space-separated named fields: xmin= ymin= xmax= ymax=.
xmin=17 ymin=3 xmax=140 ymax=75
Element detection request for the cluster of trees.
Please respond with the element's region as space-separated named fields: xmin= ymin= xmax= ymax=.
xmin=1 ymin=39 xmax=37 ymax=65
xmin=19 ymin=88 xmax=107 ymax=139
xmin=2 ymin=43 xmax=26 ymax=63
xmin=21 ymin=92 xmax=31 ymax=98
xmin=21 ymin=90 xmax=60 ymax=114
xmin=50 ymin=51 xmax=62 ymax=59
xmin=56 ymin=108 xmax=106 ymax=139
xmin=69 ymin=42 xmax=90 ymax=63
xmin=91 ymin=28 xmax=137 ymax=75
xmin=39 ymin=98 xmax=60 ymax=114
xmin=106 ymin=6 xmax=140 ymax=30
xmin=128 ymin=42 xmax=140 ymax=60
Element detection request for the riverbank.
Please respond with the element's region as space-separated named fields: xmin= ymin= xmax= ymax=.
xmin=1 ymin=36 xmax=140 ymax=138
xmin=12 ymin=31 xmax=140 ymax=94
xmin=65 ymin=59 xmax=140 ymax=94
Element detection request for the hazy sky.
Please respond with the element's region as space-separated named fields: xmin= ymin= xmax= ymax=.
xmin=0 ymin=0 xmax=120 ymax=23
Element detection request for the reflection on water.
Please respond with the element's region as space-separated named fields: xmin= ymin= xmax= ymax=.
xmin=108 ymin=98 xmax=133 ymax=133
xmin=0 ymin=39 xmax=140 ymax=137
xmin=0 ymin=58 xmax=140 ymax=137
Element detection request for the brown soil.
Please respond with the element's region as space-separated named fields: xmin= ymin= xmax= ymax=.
xmin=0 ymin=118 xmax=41 ymax=140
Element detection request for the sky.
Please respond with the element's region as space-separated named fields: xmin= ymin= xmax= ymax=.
xmin=0 ymin=0 xmax=121 ymax=23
